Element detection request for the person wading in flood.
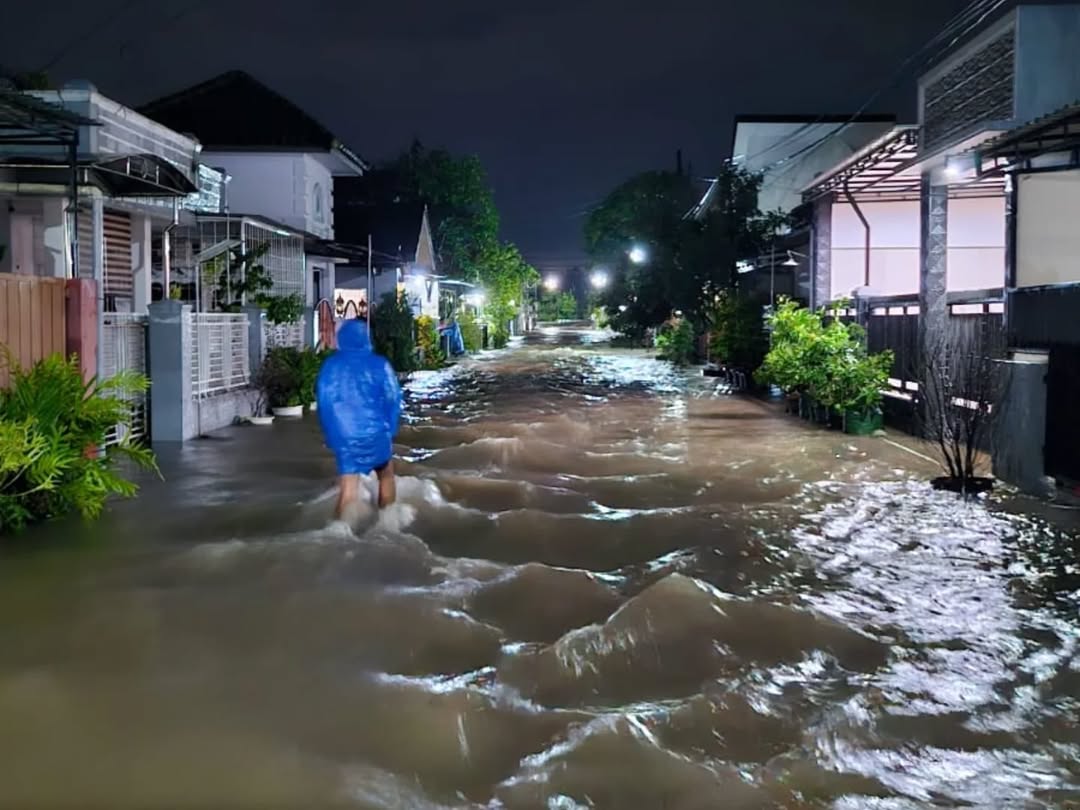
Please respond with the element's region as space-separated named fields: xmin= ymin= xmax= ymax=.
xmin=316 ymin=317 xmax=402 ymax=525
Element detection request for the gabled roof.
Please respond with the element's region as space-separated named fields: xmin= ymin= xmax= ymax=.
xmin=139 ymin=70 xmax=366 ymax=172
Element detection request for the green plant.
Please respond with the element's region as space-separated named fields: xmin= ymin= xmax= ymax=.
xmin=491 ymin=325 xmax=510 ymax=349
xmin=706 ymin=291 xmax=767 ymax=371
xmin=415 ymin=315 xmax=445 ymax=370
xmin=0 ymin=352 xmax=158 ymax=533
xmin=757 ymin=298 xmax=892 ymax=419
xmin=538 ymin=291 xmax=578 ymax=321
xmin=206 ymin=244 xmax=272 ymax=312
xmin=258 ymin=347 xmax=305 ymax=408
xmin=168 ymin=282 xmax=183 ymax=301
xmin=296 ymin=348 xmax=328 ymax=406
xmin=459 ymin=310 xmax=483 ymax=352
xmin=372 ymin=292 xmax=418 ymax=374
xmin=263 ymin=293 xmax=306 ymax=326
xmin=655 ymin=317 xmax=696 ymax=366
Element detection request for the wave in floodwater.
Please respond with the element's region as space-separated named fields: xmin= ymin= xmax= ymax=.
xmin=0 ymin=328 xmax=1078 ymax=809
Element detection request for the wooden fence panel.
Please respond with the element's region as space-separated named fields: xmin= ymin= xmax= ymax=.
xmin=0 ymin=275 xmax=67 ymax=389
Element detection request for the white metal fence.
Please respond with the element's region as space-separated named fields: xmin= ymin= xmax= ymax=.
xmin=101 ymin=313 xmax=149 ymax=446
xmin=188 ymin=312 xmax=250 ymax=398
xmin=263 ymin=316 xmax=306 ymax=352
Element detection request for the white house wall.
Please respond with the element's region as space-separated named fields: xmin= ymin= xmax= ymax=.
xmin=1016 ymin=169 xmax=1080 ymax=288
xmin=831 ymin=201 xmax=919 ymax=298
xmin=203 ymin=152 xmax=334 ymax=239
xmin=829 ymin=197 xmax=1004 ymax=299
xmin=947 ymin=196 xmax=1005 ymax=292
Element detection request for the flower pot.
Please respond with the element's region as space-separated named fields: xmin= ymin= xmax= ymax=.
xmin=272 ymin=405 xmax=304 ymax=418
xmin=249 ymin=415 xmax=275 ymax=426
xmin=843 ymin=409 xmax=883 ymax=436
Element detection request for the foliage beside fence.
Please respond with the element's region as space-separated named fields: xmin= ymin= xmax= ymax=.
xmin=0 ymin=352 xmax=157 ymax=534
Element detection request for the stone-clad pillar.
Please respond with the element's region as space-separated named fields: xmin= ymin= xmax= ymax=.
xmin=919 ymin=175 xmax=948 ymax=360
xmin=812 ymin=195 xmax=832 ymax=309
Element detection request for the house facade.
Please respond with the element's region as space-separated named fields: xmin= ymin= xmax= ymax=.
xmin=798 ymin=3 xmax=1080 ymax=493
xmin=334 ymin=174 xmax=441 ymax=321
xmin=139 ymin=71 xmax=368 ymax=343
xmin=694 ymin=115 xmax=894 ymax=305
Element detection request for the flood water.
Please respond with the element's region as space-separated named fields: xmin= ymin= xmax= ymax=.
xmin=1 ymin=325 xmax=1078 ymax=809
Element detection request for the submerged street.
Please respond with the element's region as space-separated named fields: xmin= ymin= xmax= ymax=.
xmin=0 ymin=326 xmax=1078 ymax=809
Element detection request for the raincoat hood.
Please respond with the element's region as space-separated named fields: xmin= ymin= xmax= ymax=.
xmin=337 ymin=319 xmax=372 ymax=352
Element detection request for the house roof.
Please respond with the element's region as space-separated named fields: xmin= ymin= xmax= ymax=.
xmin=0 ymin=89 xmax=97 ymax=146
xmin=733 ymin=113 xmax=896 ymax=126
xmin=138 ymin=71 xmax=366 ymax=172
xmin=801 ymin=126 xmax=921 ymax=202
xmin=972 ymin=100 xmax=1080 ymax=173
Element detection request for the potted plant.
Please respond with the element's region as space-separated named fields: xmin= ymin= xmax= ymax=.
xmin=820 ymin=347 xmax=892 ymax=435
xmin=260 ymin=348 xmax=305 ymax=418
xmin=298 ymin=348 xmax=328 ymax=412
xmin=246 ymin=361 xmax=275 ymax=425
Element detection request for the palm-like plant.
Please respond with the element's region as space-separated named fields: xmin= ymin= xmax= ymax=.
xmin=0 ymin=352 xmax=158 ymax=532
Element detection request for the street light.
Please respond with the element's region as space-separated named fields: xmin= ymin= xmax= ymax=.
xmin=590 ymin=270 xmax=609 ymax=289
xmin=628 ymin=244 xmax=648 ymax=265
xmin=543 ymin=274 xmax=560 ymax=292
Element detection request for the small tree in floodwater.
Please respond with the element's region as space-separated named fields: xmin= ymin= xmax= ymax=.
xmin=915 ymin=332 xmax=1007 ymax=495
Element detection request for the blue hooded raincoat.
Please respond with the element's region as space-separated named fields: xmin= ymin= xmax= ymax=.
xmin=316 ymin=319 xmax=402 ymax=475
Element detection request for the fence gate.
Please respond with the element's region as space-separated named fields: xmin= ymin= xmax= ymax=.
xmin=1045 ymin=345 xmax=1080 ymax=482
xmin=100 ymin=313 xmax=149 ymax=446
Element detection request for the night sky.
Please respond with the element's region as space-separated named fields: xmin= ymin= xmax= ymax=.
xmin=1 ymin=0 xmax=986 ymax=270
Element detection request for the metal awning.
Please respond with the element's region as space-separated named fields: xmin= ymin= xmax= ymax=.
xmin=0 ymin=89 xmax=97 ymax=146
xmin=972 ymin=101 xmax=1080 ymax=176
xmin=802 ymin=127 xmax=920 ymax=203
xmin=0 ymin=152 xmax=197 ymax=196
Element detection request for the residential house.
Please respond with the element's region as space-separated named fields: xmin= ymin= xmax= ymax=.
xmin=693 ymin=114 xmax=895 ymax=305
xmin=139 ymin=70 xmax=368 ymax=342
xmin=0 ymin=81 xmax=211 ymax=443
xmin=334 ymin=174 xmax=441 ymax=320
xmin=798 ymin=3 xmax=1080 ymax=493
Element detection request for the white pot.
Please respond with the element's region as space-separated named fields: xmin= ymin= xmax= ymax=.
xmin=308 ymin=401 xmax=318 ymax=412
xmin=273 ymin=405 xmax=304 ymax=418
xmin=249 ymin=415 xmax=275 ymax=426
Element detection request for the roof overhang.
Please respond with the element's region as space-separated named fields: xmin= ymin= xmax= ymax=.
xmin=0 ymin=152 xmax=197 ymax=197
xmin=802 ymin=127 xmax=920 ymax=203
xmin=0 ymin=90 xmax=97 ymax=146
xmin=802 ymin=125 xmax=1006 ymax=202
xmin=970 ymin=102 xmax=1080 ymax=177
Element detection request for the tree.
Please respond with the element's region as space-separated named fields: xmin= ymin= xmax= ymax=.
xmin=586 ymin=165 xmax=780 ymax=335
xmin=916 ymin=332 xmax=1006 ymax=494
xmin=389 ymin=142 xmax=500 ymax=279
xmin=475 ymin=242 xmax=539 ymax=347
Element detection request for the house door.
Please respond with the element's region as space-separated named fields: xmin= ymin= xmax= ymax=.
xmin=10 ymin=214 xmax=37 ymax=275
xmin=1045 ymin=345 xmax=1080 ymax=482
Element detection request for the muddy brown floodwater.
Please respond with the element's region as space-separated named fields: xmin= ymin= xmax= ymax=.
xmin=0 ymin=325 xmax=1078 ymax=809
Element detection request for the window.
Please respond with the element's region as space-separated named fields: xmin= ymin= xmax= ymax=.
xmin=312 ymin=182 xmax=325 ymax=223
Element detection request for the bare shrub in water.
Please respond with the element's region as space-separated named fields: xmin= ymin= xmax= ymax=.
xmin=916 ymin=332 xmax=1007 ymax=493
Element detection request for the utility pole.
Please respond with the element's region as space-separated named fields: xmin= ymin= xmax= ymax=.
xmin=366 ymin=233 xmax=373 ymax=336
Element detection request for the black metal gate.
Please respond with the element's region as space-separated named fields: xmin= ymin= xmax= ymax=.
xmin=1045 ymin=346 xmax=1080 ymax=481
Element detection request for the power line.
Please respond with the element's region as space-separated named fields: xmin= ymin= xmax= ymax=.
xmin=38 ymin=0 xmax=143 ymax=73
xmin=741 ymin=0 xmax=1011 ymax=175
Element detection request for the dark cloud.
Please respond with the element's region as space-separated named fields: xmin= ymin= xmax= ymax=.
xmin=1 ymin=0 xmax=982 ymax=268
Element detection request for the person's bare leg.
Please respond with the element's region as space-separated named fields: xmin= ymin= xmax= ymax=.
xmin=376 ymin=461 xmax=396 ymax=508
xmin=336 ymin=474 xmax=362 ymax=520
